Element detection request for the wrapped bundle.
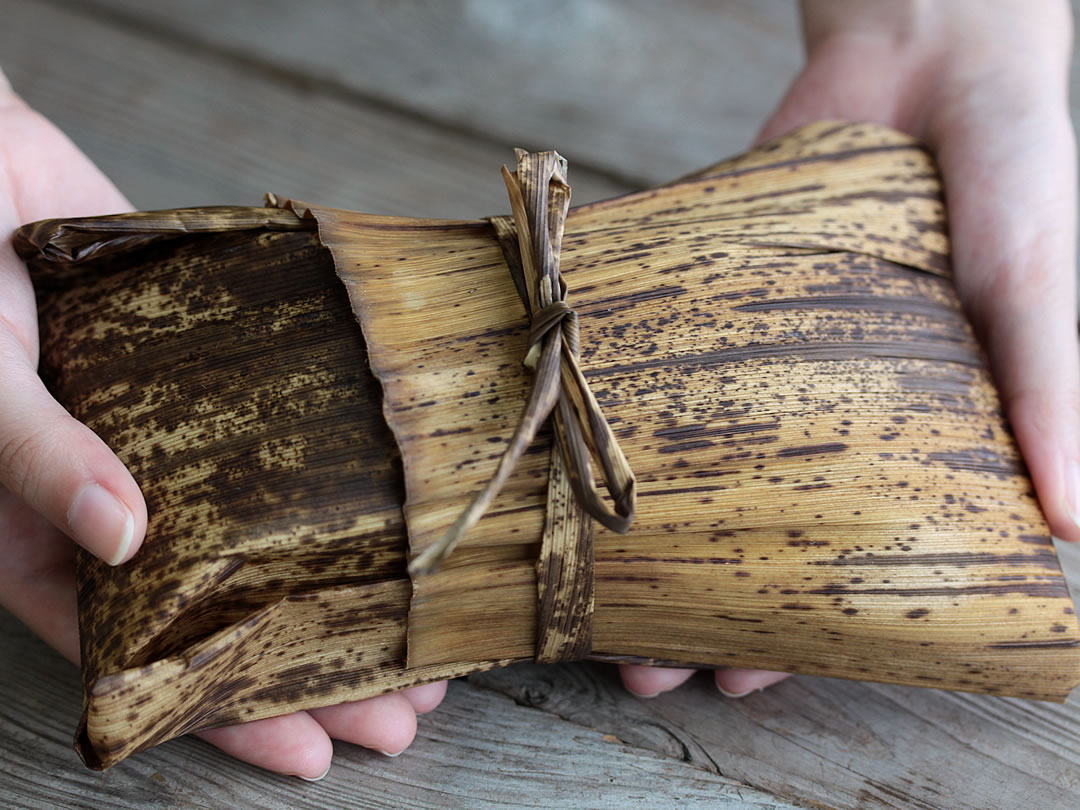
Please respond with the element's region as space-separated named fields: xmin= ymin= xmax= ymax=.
xmin=15 ymin=122 xmax=1080 ymax=771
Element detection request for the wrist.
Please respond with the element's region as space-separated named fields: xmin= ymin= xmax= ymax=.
xmin=792 ymin=1 xmax=1072 ymax=140
xmin=801 ymin=0 xmax=943 ymax=51
xmin=801 ymin=0 xmax=1072 ymax=77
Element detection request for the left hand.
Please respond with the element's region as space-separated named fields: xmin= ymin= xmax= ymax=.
xmin=621 ymin=0 xmax=1080 ymax=699
xmin=0 ymin=73 xmax=445 ymax=780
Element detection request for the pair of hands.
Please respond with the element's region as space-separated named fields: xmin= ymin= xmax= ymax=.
xmin=2 ymin=0 xmax=1077 ymax=780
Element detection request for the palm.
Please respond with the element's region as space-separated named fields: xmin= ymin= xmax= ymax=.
xmin=0 ymin=489 xmax=80 ymax=660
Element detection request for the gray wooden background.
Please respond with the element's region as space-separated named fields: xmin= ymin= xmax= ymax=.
xmin=3 ymin=1 xmax=1080 ymax=808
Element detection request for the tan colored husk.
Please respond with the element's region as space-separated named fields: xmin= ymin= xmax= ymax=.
xmin=15 ymin=121 xmax=1080 ymax=771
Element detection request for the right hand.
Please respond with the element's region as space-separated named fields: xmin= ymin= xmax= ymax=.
xmin=0 ymin=70 xmax=444 ymax=780
xmin=622 ymin=0 xmax=1080 ymax=702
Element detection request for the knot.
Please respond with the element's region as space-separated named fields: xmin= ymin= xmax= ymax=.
xmin=408 ymin=149 xmax=637 ymax=576
xmin=527 ymin=300 xmax=577 ymax=364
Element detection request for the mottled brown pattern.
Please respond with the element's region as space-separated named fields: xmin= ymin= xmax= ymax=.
xmin=16 ymin=121 xmax=1080 ymax=772
xmin=20 ymin=216 xmax=426 ymax=767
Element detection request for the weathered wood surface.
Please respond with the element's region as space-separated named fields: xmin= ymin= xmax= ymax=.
xmin=2 ymin=0 xmax=1080 ymax=808
xmin=69 ymin=0 xmax=805 ymax=186
xmin=0 ymin=611 xmax=796 ymax=810
xmin=472 ymin=661 xmax=1080 ymax=810
xmin=0 ymin=0 xmax=628 ymax=215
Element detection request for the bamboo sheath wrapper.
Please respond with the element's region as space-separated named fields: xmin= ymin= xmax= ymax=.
xmin=14 ymin=122 xmax=1080 ymax=770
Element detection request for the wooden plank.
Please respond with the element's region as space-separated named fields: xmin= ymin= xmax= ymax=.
xmin=0 ymin=0 xmax=629 ymax=215
xmin=471 ymin=662 xmax=1080 ymax=810
xmin=0 ymin=610 xmax=798 ymax=809
xmin=65 ymin=0 xmax=804 ymax=185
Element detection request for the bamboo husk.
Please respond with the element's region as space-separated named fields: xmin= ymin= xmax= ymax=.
xmin=15 ymin=121 xmax=1080 ymax=771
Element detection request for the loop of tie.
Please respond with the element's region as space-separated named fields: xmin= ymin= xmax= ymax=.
xmin=527 ymin=300 xmax=576 ymax=358
xmin=408 ymin=150 xmax=637 ymax=577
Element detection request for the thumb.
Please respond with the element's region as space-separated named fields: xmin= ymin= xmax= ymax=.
xmin=0 ymin=328 xmax=147 ymax=564
xmin=751 ymin=34 xmax=917 ymax=147
xmin=0 ymin=70 xmax=145 ymax=564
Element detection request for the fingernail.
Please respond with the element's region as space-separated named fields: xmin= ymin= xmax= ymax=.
xmin=376 ymin=748 xmax=403 ymax=758
xmin=1066 ymin=460 xmax=1080 ymax=530
xmin=717 ymin=684 xmax=757 ymax=699
xmin=67 ymin=483 xmax=135 ymax=565
xmin=298 ymin=764 xmax=331 ymax=782
xmin=626 ymin=689 xmax=661 ymax=699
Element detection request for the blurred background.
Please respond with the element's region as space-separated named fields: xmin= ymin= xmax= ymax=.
xmin=0 ymin=0 xmax=803 ymax=214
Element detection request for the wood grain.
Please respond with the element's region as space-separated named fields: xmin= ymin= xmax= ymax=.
xmin=472 ymin=661 xmax=1080 ymax=810
xmin=67 ymin=0 xmax=1080 ymax=301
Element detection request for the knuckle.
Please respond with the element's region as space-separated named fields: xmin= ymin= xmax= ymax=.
xmin=960 ymin=255 xmax=1059 ymax=317
xmin=0 ymin=423 xmax=56 ymax=501
xmin=1003 ymin=385 xmax=1080 ymax=436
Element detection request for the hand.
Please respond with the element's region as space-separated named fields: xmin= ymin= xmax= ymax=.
xmin=621 ymin=0 xmax=1079 ymax=699
xmin=0 ymin=71 xmax=445 ymax=779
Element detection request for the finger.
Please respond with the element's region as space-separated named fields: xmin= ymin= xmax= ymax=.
xmin=618 ymin=664 xmax=696 ymax=698
xmin=752 ymin=34 xmax=915 ymax=147
xmin=0 ymin=329 xmax=147 ymax=564
xmin=401 ymin=680 xmax=447 ymax=715
xmin=196 ymin=711 xmax=333 ymax=781
xmin=0 ymin=71 xmax=131 ymax=224
xmin=714 ymin=669 xmax=791 ymax=698
xmin=308 ymin=692 xmax=418 ymax=757
xmin=0 ymin=76 xmax=131 ymax=353
xmin=929 ymin=100 xmax=1080 ymax=541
